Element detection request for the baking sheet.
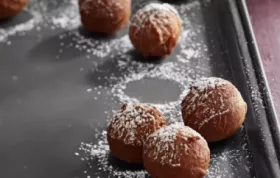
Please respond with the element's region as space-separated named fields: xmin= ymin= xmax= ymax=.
xmin=0 ymin=0 xmax=279 ymax=177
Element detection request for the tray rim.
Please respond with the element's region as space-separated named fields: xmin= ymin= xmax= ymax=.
xmin=233 ymin=0 xmax=280 ymax=176
xmin=238 ymin=0 xmax=280 ymax=157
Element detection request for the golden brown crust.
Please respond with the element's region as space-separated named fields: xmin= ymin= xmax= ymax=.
xmin=181 ymin=77 xmax=247 ymax=142
xmin=79 ymin=0 xmax=131 ymax=34
xmin=143 ymin=124 xmax=210 ymax=178
xmin=0 ymin=0 xmax=29 ymax=20
xmin=129 ymin=3 xmax=181 ymax=57
xmin=107 ymin=104 xmax=167 ymax=163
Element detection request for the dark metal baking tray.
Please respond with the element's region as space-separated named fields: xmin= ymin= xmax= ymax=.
xmin=0 ymin=0 xmax=279 ymax=177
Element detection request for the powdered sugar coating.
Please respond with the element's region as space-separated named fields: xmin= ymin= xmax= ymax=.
xmin=130 ymin=3 xmax=180 ymax=43
xmin=182 ymin=77 xmax=247 ymax=142
xmin=188 ymin=77 xmax=230 ymax=92
xmin=182 ymin=77 xmax=233 ymax=129
xmin=139 ymin=3 xmax=178 ymax=16
xmin=144 ymin=123 xmax=208 ymax=167
xmin=108 ymin=104 xmax=166 ymax=146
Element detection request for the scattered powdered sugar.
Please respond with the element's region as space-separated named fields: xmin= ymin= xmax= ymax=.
xmin=74 ymin=4 xmax=230 ymax=176
xmin=139 ymin=3 xmax=178 ymax=15
xmin=110 ymin=62 xmax=192 ymax=123
xmin=144 ymin=123 xmax=207 ymax=167
xmin=49 ymin=2 xmax=80 ymax=30
xmin=0 ymin=0 xmax=80 ymax=43
xmin=207 ymin=150 xmax=251 ymax=178
xmin=243 ymin=59 xmax=264 ymax=114
xmin=77 ymin=127 xmax=253 ymax=178
xmin=207 ymin=130 xmax=254 ymax=178
xmin=177 ymin=48 xmax=200 ymax=63
xmin=251 ymin=87 xmax=263 ymax=106
xmin=108 ymin=104 xmax=161 ymax=146
xmin=0 ymin=0 xmax=255 ymax=177
xmin=248 ymin=82 xmax=265 ymax=116
xmin=0 ymin=18 xmax=37 ymax=42
xmin=78 ymin=130 xmax=148 ymax=178
xmin=59 ymin=31 xmax=132 ymax=58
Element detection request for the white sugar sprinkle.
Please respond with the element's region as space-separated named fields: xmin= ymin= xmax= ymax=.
xmin=144 ymin=123 xmax=206 ymax=166
xmin=130 ymin=3 xmax=180 ymax=44
xmin=108 ymin=104 xmax=159 ymax=146
xmin=78 ymin=130 xmax=148 ymax=177
xmin=140 ymin=3 xmax=178 ymax=15
xmin=77 ymin=127 xmax=252 ymax=178
xmin=188 ymin=77 xmax=229 ymax=92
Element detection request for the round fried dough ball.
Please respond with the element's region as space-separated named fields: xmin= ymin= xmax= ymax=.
xmin=181 ymin=77 xmax=247 ymax=142
xmin=143 ymin=123 xmax=210 ymax=178
xmin=129 ymin=3 xmax=181 ymax=57
xmin=107 ymin=103 xmax=167 ymax=163
xmin=0 ymin=0 xmax=28 ymax=20
xmin=79 ymin=0 xmax=131 ymax=34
